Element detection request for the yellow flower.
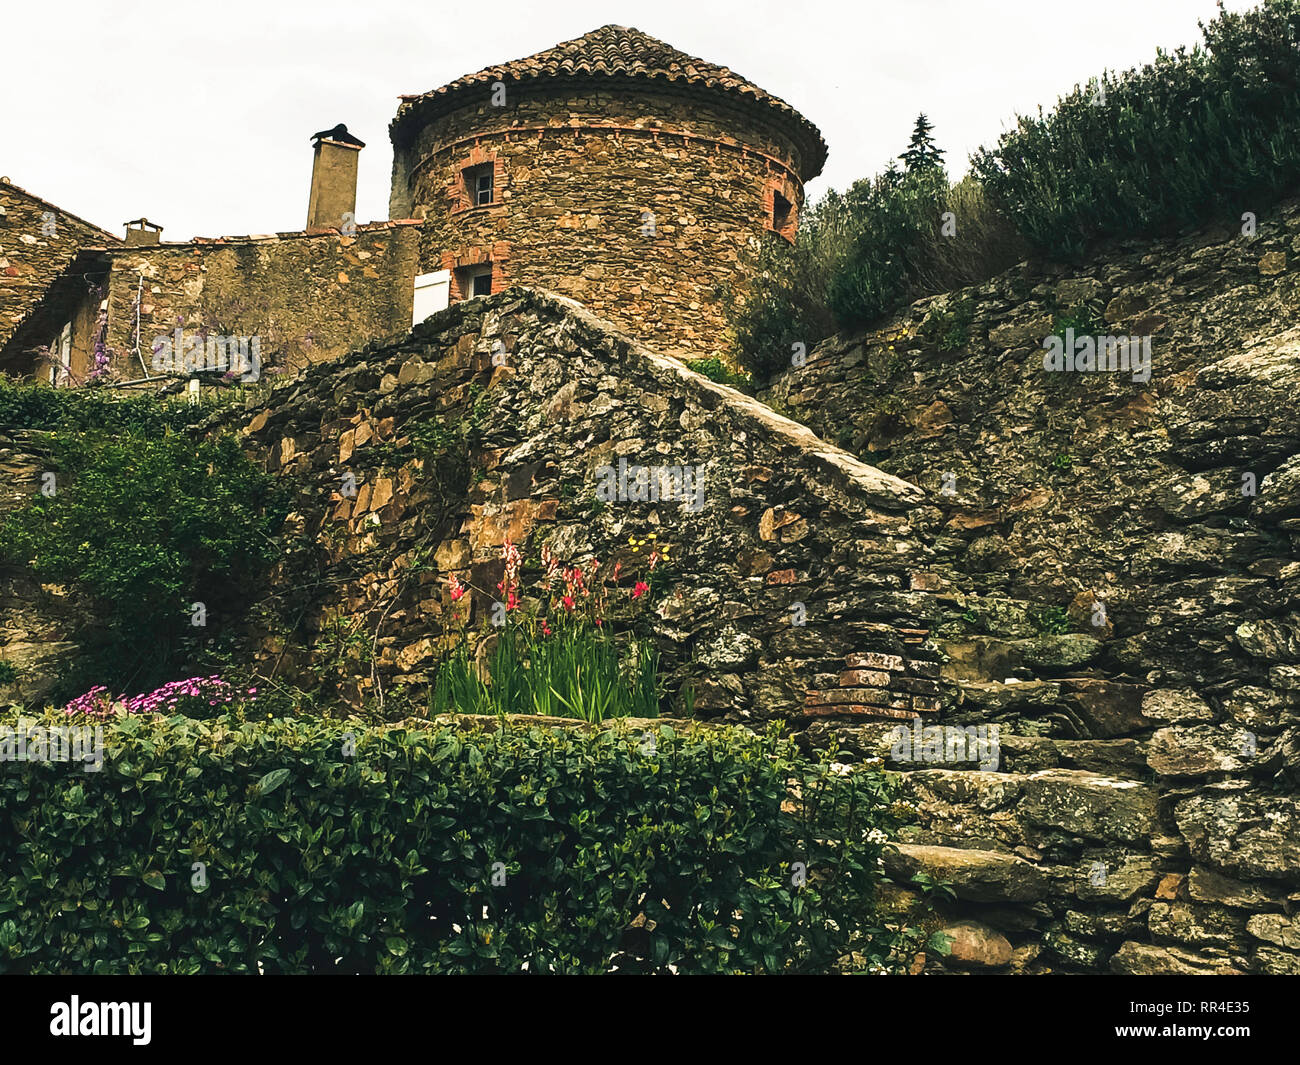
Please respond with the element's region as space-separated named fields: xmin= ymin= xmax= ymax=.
xmin=648 ymin=533 xmax=656 ymax=540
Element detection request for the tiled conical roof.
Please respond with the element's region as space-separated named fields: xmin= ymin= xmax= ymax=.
xmin=392 ymin=25 xmax=826 ymax=179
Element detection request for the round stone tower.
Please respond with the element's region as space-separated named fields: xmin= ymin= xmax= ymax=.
xmin=389 ymin=24 xmax=826 ymax=357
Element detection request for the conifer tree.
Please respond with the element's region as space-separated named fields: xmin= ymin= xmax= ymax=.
xmin=900 ymin=113 xmax=945 ymax=174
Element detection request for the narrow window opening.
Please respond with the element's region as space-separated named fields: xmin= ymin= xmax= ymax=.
xmin=772 ymin=190 xmax=793 ymax=234
xmin=456 ymin=264 xmax=493 ymax=299
xmin=464 ymin=164 xmax=494 ymax=207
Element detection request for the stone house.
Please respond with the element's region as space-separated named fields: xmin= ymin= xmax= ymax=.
xmin=0 ymin=129 xmax=422 ymax=386
xmin=0 ymin=178 xmax=121 ymax=380
xmin=1 ymin=25 xmax=824 ymax=383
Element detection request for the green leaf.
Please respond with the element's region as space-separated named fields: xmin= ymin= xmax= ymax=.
xmin=256 ymin=768 xmax=292 ymax=796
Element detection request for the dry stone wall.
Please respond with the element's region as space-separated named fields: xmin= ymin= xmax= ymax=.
xmin=762 ymin=202 xmax=1300 ymax=974
xmin=217 ymin=288 xmax=949 ymax=727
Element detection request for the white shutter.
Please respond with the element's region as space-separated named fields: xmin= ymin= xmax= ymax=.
xmin=413 ymin=270 xmax=450 ymax=326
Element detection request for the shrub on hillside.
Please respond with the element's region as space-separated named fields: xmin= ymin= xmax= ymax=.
xmin=0 ymin=377 xmax=230 ymax=436
xmin=0 ymin=711 xmax=928 ymax=974
xmin=973 ymin=0 xmax=1300 ymax=256
xmin=0 ymin=431 xmax=286 ymax=694
xmin=726 ymin=123 xmax=1023 ymax=379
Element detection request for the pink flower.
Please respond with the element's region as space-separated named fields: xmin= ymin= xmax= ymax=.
xmin=448 ymin=573 xmax=466 ymax=601
xmin=632 ymin=581 xmax=649 ymax=599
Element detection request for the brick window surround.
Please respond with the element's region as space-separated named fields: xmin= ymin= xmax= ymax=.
xmin=446 ymin=145 xmax=506 ymax=215
xmin=441 ymin=242 xmax=511 ymax=301
xmin=763 ymin=177 xmax=799 ymax=243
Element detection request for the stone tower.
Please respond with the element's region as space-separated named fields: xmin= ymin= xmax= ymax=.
xmin=388 ymin=24 xmax=826 ymax=357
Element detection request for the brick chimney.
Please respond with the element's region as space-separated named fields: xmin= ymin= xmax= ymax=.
xmin=307 ymin=124 xmax=365 ymax=231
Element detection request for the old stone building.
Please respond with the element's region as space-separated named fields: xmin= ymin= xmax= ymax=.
xmin=2 ymin=27 xmax=824 ymax=381
xmin=0 ymin=179 xmax=120 ymax=379
xmin=390 ymin=24 xmax=826 ymax=357
xmin=1 ymin=130 xmax=422 ymax=384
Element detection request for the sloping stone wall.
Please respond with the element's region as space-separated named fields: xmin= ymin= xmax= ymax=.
xmin=217 ymin=287 xmax=947 ymax=725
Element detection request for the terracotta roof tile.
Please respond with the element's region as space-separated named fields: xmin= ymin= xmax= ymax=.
xmin=393 ymin=25 xmax=825 ymax=179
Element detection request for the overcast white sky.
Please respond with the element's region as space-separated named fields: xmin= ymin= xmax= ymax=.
xmin=5 ymin=0 xmax=1256 ymax=241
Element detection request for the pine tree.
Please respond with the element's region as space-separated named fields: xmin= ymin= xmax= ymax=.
xmin=899 ymin=113 xmax=945 ymax=174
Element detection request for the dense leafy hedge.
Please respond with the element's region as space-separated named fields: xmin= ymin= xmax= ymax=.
xmin=0 ymin=713 xmax=918 ymax=974
xmin=973 ymin=0 xmax=1300 ymax=256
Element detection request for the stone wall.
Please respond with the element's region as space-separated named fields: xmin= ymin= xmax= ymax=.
xmin=6 ymin=193 xmax=1299 ymax=971
xmin=393 ymin=84 xmax=808 ymax=359
xmin=213 ymin=235 xmax=1300 ymax=972
xmin=0 ymin=429 xmax=80 ymax=705
xmin=216 ymin=287 xmax=946 ymax=724
xmin=99 ymin=223 xmax=422 ymax=380
xmin=761 ymin=201 xmax=1300 ymax=973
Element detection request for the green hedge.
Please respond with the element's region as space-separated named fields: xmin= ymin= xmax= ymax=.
xmin=0 ymin=431 xmax=285 ymax=696
xmin=0 ymin=713 xmax=916 ymax=974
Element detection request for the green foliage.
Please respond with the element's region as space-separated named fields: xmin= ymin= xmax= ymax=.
xmin=726 ymin=129 xmax=1022 ymax=379
xmin=1050 ymin=453 xmax=1075 ymax=471
xmin=683 ymin=357 xmax=753 ymax=390
xmin=1032 ymin=605 xmax=1073 ymax=635
xmin=827 ymin=166 xmax=950 ymax=329
xmin=721 ymin=197 xmax=844 ymax=379
xmin=900 ymin=113 xmax=946 ymax=174
xmin=0 ymin=662 xmax=16 ymax=686
xmin=430 ymin=621 xmax=660 ymax=722
xmin=972 ymin=0 xmax=1300 ymax=256
xmin=1052 ymin=303 xmax=1105 ymax=337
xmin=0 ymin=711 xmax=917 ymax=974
xmin=921 ymin=297 xmax=976 ymax=352
xmin=0 ymin=431 xmax=286 ymax=694
xmin=0 ymin=378 xmax=222 ymax=436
